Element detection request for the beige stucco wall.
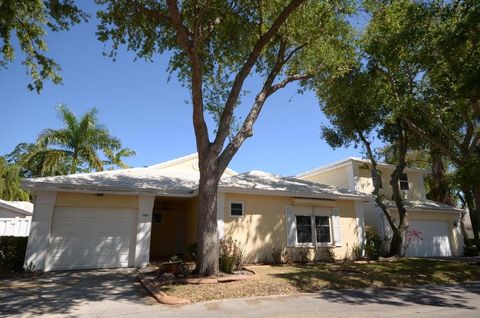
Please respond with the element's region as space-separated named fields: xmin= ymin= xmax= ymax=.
xmin=223 ymin=193 xmax=360 ymax=263
xmin=55 ymin=192 xmax=139 ymax=209
xmin=354 ymin=162 xmax=426 ymax=200
xmin=300 ymin=165 xmax=350 ymax=189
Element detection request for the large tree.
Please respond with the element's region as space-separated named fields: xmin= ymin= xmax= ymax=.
xmin=0 ymin=0 xmax=88 ymax=92
xmin=393 ymin=0 xmax=480 ymax=243
xmin=319 ymin=64 xmax=416 ymax=257
xmin=96 ymin=0 xmax=356 ymax=275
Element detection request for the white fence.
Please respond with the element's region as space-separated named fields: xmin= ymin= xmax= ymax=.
xmin=0 ymin=217 xmax=32 ymax=237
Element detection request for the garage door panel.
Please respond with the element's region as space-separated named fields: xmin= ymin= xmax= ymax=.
xmin=48 ymin=254 xmax=131 ymax=271
xmin=46 ymin=207 xmax=138 ymax=270
xmin=49 ymin=237 xmax=133 ymax=253
xmin=406 ymin=220 xmax=452 ymax=257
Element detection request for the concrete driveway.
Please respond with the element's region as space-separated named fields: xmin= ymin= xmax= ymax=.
xmin=0 ymin=268 xmax=157 ymax=318
xmin=1 ymin=269 xmax=479 ymax=318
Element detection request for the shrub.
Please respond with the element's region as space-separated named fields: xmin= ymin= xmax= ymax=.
xmin=219 ymin=237 xmax=245 ymax=273
xmin=297 ymin=247 xmax=310 ymax=264
xmin=283 ymin=248 xmax=294 ymax=265
xmin=365 ymin=230 xmax=383 ymax=260
xmin=233 ymin=244 xmax=246 ymax=270
xmin=351 ymin=244 xmax=362 ymax=260
xmin=464 ymin=239 xmax=479 ymax=257
xmin=0 ymin=236 xmax=28 ymax=272
xmin=271 ymin=247 xmax=283 ymax=265
xmin=402 ymin=229 xmax=423 ymax=256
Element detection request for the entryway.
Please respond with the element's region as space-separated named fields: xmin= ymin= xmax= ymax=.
xmin=149 ymin=196 xmax=197 ymax=261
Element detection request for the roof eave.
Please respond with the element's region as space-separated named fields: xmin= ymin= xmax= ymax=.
xmin=219 ymin=186 xmax=373 ymax=201
xmin=22 ymin=182 xmax=197 ymax=198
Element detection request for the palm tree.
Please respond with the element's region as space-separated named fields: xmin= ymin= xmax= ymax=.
xmin=37 ymin=105 xmax=122 ymax=174
xmin=103 ymin=148 xmax=136 ymax=170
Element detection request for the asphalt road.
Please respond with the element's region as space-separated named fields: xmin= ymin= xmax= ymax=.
xmin=1 ymin=269 xmax=479 ymax=318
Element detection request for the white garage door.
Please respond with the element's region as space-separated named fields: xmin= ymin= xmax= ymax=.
xmin=45 ymin=207 xmax=137 ymax=271
xmin=406 ymin=219 xmax=452 ymax=257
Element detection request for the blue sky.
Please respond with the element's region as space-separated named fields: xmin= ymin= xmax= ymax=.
xmin=0 ymin=3 xmax=366 ymax=176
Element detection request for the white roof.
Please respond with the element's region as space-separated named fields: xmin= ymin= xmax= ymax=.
xmin=22 ymin=166 xmax=200 ymax=196
xmin=384 ymin=199 xmax=464 ymax=214
xmin=22 ymin=160 xmax=372 ymax=201
xmin=0 ymin=199 xmax=33 ymax=215
xmin=297 ymin=157 xmax=430 ymax=178
xmin=220 ymin=171 xmax=372 ymax=201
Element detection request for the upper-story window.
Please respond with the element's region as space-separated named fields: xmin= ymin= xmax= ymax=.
xmin=400 ymin=173 xmax=409 ymax=191
xmin=371 ymin=169 xmax=383 ymax=189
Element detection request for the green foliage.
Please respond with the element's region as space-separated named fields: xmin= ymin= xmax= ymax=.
xmin=0 ymin=0 xmax=88 ymax=92
xmin=103 ymin=147 xmax=136 ymax=170
xmin=0 ymin=236 xmax=28 ymax=272
xmin=0 ymin=157 xmax=29 ymax=201
xmin=96 ymin=0 xmax=356 ymax=133
xmin=36 ymin=104 xmax=127 ymax=174
xmin=365 ymin=230 xmax=383 ymax=260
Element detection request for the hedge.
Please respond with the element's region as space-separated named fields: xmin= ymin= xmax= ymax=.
xmin=0 ymin=236 xmax=28 ymax=272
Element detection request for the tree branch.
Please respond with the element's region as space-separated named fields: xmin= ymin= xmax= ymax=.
xmin=211 ymin=0 xmax=306 ymax=155
xmin=357 ymin=130 xmax=398 ymax=233
xmin=166 ymin=0 xmax=210 ymax=155
xmin=270 ymin=73 xmax=311 ymax=94
xmin=403 ymin=116 xmax=462 ymax=165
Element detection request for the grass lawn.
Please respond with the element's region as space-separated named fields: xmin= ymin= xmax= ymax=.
xmin=162 ymin=258 xmax=480 ymax=302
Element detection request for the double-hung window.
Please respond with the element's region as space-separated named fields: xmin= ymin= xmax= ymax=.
xmin=399 ymin=173 xmax=409 ymax=191
xmin=295 ymin=211 xmax=332 ymax=245
xmin=315 ymin=216 xmax=331 ymax=243
xmin=296 ymin=215 xmax=312 ymax=243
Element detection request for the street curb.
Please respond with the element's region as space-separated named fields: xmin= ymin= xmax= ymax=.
xmin=138 ymin=274 xmax=191 ymax=305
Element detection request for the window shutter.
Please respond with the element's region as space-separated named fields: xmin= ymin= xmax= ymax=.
xmin=332 ymin=207 xmax=342 ymax=247
xmin=285 ymin=206 xmax=296 ymax=247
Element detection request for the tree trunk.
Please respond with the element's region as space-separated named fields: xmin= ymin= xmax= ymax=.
xmin=428 ymin=150 xmax=454 ymax=205
xmin=388 ymin=165 xmax=409 ymax=257
xmin=70 ymin=154 xmax=78 ymax=174
xmin=463 ymin=185 xmax=479 ymax=243
xmin=472 ymin=184 xmax=480 ymax=245
xmin=196 ymin=159 xmax=220 ymax=276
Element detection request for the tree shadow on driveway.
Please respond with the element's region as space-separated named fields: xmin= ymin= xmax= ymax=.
xmin=315 ymin=283 xmax=480 ymax=310
xmin=0 ymin=268 xmax=157 ymax=317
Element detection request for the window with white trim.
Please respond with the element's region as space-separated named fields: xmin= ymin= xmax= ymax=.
xmin=315 ymin=216 xmax=331 ymax=243
xmin=296 ymin=215 xmax=312 ymax=243
xmin=230 ymin=202 xmax=244 ymax=217
xmin=294 ymin=208 xmax=333 ymax=245
xmin=399 ymin=173 xmax=409 ymax=191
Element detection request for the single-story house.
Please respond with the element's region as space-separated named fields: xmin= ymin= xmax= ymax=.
xmin=0 ymin=199 xmax=33 ymax=237
xmin=23 ymin=154 xmax=372 ymax=271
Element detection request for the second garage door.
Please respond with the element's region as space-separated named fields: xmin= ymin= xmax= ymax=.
xmin=45 ymin=207 xmax=137 ymax=271
xmin=406 ymin=219 xmax=452 ymax=257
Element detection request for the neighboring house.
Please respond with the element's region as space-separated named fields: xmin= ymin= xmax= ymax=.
xmin=297 ymin=157 xmax=464 ymax=257
xmin=0 ymin=199 xmax=33 ymax=237
xmin=23 ymin=154 xmax=372 ymax=271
